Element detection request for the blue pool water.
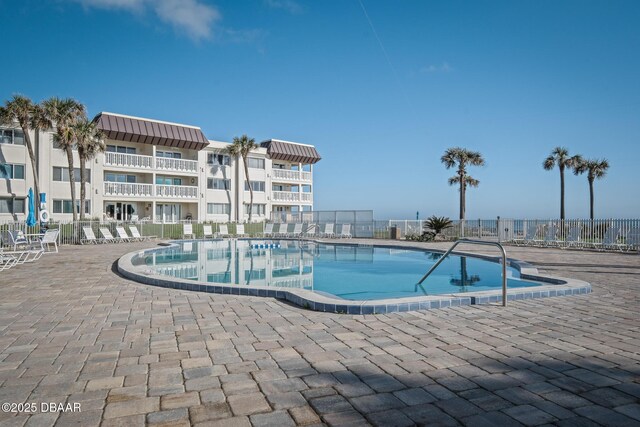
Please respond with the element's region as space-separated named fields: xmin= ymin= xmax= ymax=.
xmin=140 ymin=240 xmax=541 ymax=301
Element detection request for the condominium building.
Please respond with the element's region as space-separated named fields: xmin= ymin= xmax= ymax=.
xmin=0 ymin=112 xmax=321 ymax=222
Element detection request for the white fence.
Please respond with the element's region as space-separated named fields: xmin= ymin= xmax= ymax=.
xmin=2 ymin=217 xmax=638 ymax=251
xmin=380 ymin=218 xmax=640 ymax=250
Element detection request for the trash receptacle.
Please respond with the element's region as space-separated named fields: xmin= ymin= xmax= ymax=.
xmin=390 ymin=226 xmax=401 ymax=239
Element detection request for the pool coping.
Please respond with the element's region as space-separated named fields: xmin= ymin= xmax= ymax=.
xmin=117 ymin=239 xmax=592 ymax=314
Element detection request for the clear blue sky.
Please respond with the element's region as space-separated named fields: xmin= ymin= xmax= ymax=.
xmin=2 ymin=0 xmax=639 ymax=219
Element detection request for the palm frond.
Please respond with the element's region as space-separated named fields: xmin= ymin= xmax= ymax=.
xmin=466 ymin=176 xmax=480 ymax=187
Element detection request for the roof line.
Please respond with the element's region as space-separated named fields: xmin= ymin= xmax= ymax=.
xmin=263 ymin=139 xmax=316 ymax=148
xmin=98 ymin=112 xmax=202 ymax=130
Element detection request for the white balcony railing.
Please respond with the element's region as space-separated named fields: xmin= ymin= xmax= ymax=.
xmin=156 ymin=184 xmax=198 ymax=198
xmin=104 ymin=182 xmax=153 ymax=197
xmin=272 ymin=191 xmax=313 ymax=203
xmin=272 ymin=169 xmax=312 ymax=182
xmin=104 ymin=152 xmax=153 ymax=169
xmin=156 ymin=157 xmax=198 ymax=173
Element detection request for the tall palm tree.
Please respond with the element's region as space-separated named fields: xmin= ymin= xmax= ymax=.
xmin=42 ymin=97 xmax=85 ymax=221
xmin=0 ymin=95 xmax=50 ymax=219
xmin=574 ymin=158 xmax=609 ymax=220
xmin=225 ymin=135 xmax=258 ymax=221
xmin=543 ymin=147 xmax=582 ymax=220
xmin=441 ymin=147 xmax=485 ymax=220
xmin=74 ymin=118 xmax=105 ymax=220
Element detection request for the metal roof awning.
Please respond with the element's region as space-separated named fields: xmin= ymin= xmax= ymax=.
xmin=260 ymin=139 xmax=321 ymax=164
xmin=93 ymin=112 xmax=209 ymax=150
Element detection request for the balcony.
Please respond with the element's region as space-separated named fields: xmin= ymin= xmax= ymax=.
xmin=156 ymin=157 xmax=198 ymax=174
xmin=271 ymin=169 xmax=312 ymax=182
xmin=104 ymin=182 xmax=198 ymax=199
xmin=104 ymin=182 xmax=153 ymax=197
xmin=156 ymin=184 xmax=198 ymax=199
xmin=272 ymin=191 xmax=313 ymax=203
xmin=104 ymin=152 xmax=153 ymax=169
xmin=103 ymin=153 xmax=198 ymax=174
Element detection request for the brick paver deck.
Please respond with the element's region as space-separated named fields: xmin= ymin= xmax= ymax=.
xmin=0 ymin=240 xmax=638 ymax=426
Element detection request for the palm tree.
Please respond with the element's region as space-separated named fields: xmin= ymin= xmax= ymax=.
xmin=42 ymin=97 xmax=85 ymax=221
xmin=543 ymin=147 xmax=582 ymax=220
xmin=225 ymin=135 xmax=258 ymax=221
xmin=574 ymin=158 xmax=609 ymax=220
xmin=0 ymin=95 xmax=50 ymax=220
xmin=74 ymin=118 xmax=105 ymax=220
xmin=441 ymin=147 xmax=485 ymax=221
xmin=423 ymin=215 xmax=453 ymax=240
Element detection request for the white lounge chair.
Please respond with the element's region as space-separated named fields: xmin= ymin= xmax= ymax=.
xmin=2 ymin=230 xmax=30 ymax=251
xmin=541 ymin=224 xmax=558 ymax=247
xmin=115 ymin=227 xmax=133 ymax=242
xmin=99 ymin=228 xmax=118 ymax=243
xmin=183 ymin=223 xmax=195 ymax=239
xmin=339 ymin=224 xmax=352 ymax=238
xmin=626 ymin=228 xmax=640 ymax=252
xmin=218 ymin=224 xmax=230 ymax=238
xmin=0 ymin=251 xmax=19 ymax=271
xmin=270 ymin=223 xmax=281 ymax=238
xmin=82 ymin=227 xmax=101 ymax=244
xmin=274 ymin=223 xmax=287 ymax=237
xmin=289 ymin=223 xmax=303 ymax=238
xmin=263 ymin=223 xmax=274 ymax=237
xmin=598 ymin=226 xmax=624 ymax=251
xmin=322 ymin=223 xmax=335 ymax=238
xmin=514 ymin=225 xmax=537 ymax=246
xmin=304 ymin=223 xmax=318 ymax=238
xmin=236 ymin=224 xmax=245 ymax=237
xmin=203 ymin=225 xmax=214 ymax=239
xmin=37 ymin=229 xmax=59 ymax=253
xmin=564 ymin=226 xmax=582 ymax=249
xmin=128 ymin=225 xmax=156 ymax=241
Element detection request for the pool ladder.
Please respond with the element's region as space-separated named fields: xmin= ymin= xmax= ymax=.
xmin=417 ymin=239 xmax=508 ymax=307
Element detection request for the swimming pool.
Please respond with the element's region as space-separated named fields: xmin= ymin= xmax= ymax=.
xmin=119 ymin=239 xmax=592 ymax=313
xmin=140 ymin=240 xmax=539 ymax=299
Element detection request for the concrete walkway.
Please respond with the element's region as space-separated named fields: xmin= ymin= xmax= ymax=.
xmin=0 ymin=240 xmax=638 ymax=426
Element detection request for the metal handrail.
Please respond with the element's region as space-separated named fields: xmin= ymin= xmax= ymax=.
xmin=417 ymin=239 xmax=508 ymax=306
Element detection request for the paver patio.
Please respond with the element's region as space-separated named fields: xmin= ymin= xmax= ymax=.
xmin=0 ymin=240 xmax=638 ymax=426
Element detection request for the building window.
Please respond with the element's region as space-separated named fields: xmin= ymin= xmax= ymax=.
xmin=207 ymin=153 xmax=230 ymax=166
xmin=207 ymin=178 xmax=230 ymax=190
xmin=244 ymin=181 xmax=265 ymax=192
xmin=52 ymin=199 xmax=90 ymax=214
xmin=157 ymin=150 xmax=182 ymax=159
xmin=207 ymin=203 xmax=230 ymax=215
xmin=0 ymin=197 xmax=25 ymax=214
xmin=244 ymin=204 xmax=266 ymax=215
xmin=156 ymin=176 xmax=182 ymax=185
xmin=106 ymin=145 xmax=136 ymax=154
xmin=247 ymin=157 xmax=265 ymax=169
xmin=0 ymin=163 xmax=25 ymax=179
xmin=0 ymin=128 xmax=25 ymax=145
xmin=105 ymin=173 xmax=136 ymax=183
xmin=53 ymin=167 xmax=90 ymax=183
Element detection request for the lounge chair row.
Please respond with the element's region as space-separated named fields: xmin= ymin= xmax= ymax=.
xmin=263 ymin=223 xmax=351 ymax=238
xmin=184 ymin=223 xmax=353 ymax=239
xmin=514 ymin=225 xmax=640 ymax=251
xmin=0 ymin=229 xmax=60 ymax=272
xmin=82 ymin=226 xmax=156 ymax=244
